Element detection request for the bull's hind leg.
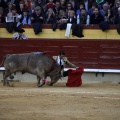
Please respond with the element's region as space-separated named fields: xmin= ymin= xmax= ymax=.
xmin=3 ymin=70 xmax=13 ymax=87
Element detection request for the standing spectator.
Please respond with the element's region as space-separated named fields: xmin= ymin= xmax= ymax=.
xmin=18 ymin=8 xmax=31 ymax=25
xmin=100 ymin=3 xmax=109 ymax=17
xmin=90 ymin=7 xmax=104 ymax=24
xmin=77 ymin=8 xmax=90 ymax=25
xmin=0 ymin=7 xmax=6 ymax=23
xmin=12 ymin=28 xmax=28 ymax=40
xmin=45 ymin=8 xmax=57 ymax=31
xmin=31 ymin=6 xmax=44 ymax=34
xmin=82 ymin=0 xmax=93 ymax=11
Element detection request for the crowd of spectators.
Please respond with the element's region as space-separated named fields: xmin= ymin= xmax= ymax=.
xmin=0 ymin=0 xmax=120 ymax=34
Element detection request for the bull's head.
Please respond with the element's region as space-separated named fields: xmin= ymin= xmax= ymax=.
xmin=48 ymin=66 xmax=63 ymax=86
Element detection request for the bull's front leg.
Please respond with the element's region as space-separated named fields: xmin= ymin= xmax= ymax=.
xmin=37 ymin=76 xmax=46 ymax=87
xmin=47 ymin=79 xmax=59 ymax=86
xmin=3 ymin=71 xmax=11 ymax=87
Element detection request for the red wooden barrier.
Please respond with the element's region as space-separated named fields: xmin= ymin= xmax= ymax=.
xmin=0 ymin=38 xmax=120 ymax=69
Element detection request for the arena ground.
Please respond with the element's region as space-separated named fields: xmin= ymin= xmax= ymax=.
xmin=0 ymin=80 xmax=120 ymax=120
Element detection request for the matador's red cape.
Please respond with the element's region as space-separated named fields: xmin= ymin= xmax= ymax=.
xmin=66 ymin=67 xmax=84 ymax=87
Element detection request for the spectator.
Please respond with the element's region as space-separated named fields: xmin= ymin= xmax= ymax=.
xmin=47 ymin=0 xmax=56 ymax=9
xmin=35 ymin=0 xmax=47 ymax=7
xmin=31 ymin=6 xmax=44 ymax=34
xmin=68 ymin=0 xmax=78 ymax=12
xmin=0 ymin=0 xmax=7 ymax=8
xmin=12 ymin=28 xmax=28 ymax=40
xmin=45 ymin=8 xmax=57 ymax=31
xmin=7 ymin=0 xmax=20 ymax=9
xmin=17 ymin=1 xmax=26 ymax=15
xmin=112 ymin=1 xmax=120 ymax=16
xmin=5 ymin=2 xmax=13 ymax=14
xmin=90 ymin=7 xmax=104 ymax=24
xmin=82 ymin=0 xmax=94 ymax=11
xmin=77 ymin=8 xmax=90 ymax=25
xmin=88 ymin=2 xmax=97 ymax=16
xmin=66 ymin=2 xmax=74 ymax=17
xmin=76 ymin=2 xmax=85 ymax=16
xmin=18 ymin=8 xmax=31 ymax=26
xmin=58 ymin=9 xmax=68 ymax=30
xmin=5 ymin=6 xmax=19 ymax=32
xmin=115 ymin=7 xmax=120 ymax=24
xmin=54 ymin=0 xmax=61 ymax=19
xmin=100 ymin=3 xmax=109 ymax=17
xmin=28 ymin=2 xmax=36 ymax=17
xmin=60 ymin=0 xmax=66 ymax=11
xmin=104 ymin=8 xmax=114 ymax=24
xmin=0 ymin=7 xmax=6 ymax=23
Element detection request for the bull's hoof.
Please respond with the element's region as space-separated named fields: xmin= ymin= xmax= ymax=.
xmin=47 ymin=82 xmax=53 ymax=86
xmin=37 ymin=84 xmax=43 ymax=87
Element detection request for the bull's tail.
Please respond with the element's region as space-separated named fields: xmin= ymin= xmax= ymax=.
xmin=0 ymin=54 xmax=10 ymax=67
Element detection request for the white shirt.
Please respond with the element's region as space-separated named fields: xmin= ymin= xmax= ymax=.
xmin=57 ymin=56 xmax=64 ymax=66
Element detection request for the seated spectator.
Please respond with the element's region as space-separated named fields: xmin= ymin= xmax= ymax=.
xmin=100 ymin=3 xmax=109 ymax=17
xmin=5 ymin=2 xmax=13 ymax=14
xmin=114 ymin=7 xmax=120 ymax=24
xmin=28 ymin=2 xmax=36 ymax=17
xmin=57 ymin=9 xmax=68 ymax=30
xmin=104 ymin=8 xmax=114 ymax=24
xmin=90 ymin=7 xmax=104 ymax=24
xmin=54 ymin=0 xmax=61 ymax=19
xmin=65 ymin=10 xmax=76 ymax=37
xmin=12 ymin=28 xmax=28 ymax=40
xmin=0 ymin=0 xmax=7 ymax=8
xmin=17 ymin=1 xmax=26 ymax=15
xmin=45 ymin=8 xmax=57 ymax=31
xmin=47 ymin=0 xmax=56 ymax=9
xmin=66 ymin=2 xmax=74 ymax=17
xmin=0 ymin=7 xmax=6 ymax=23
xmin=68 ymin=0 xmax=78 ymax=12
xmin=82 ymin=0 xmax=93 ymax=12
xmin=7 ymin=0 xmax=20 ymax=9
xmin=60 ymin=0 xmax=66 ymax=11
xmin=88 ymin=2 xmax=97 ymax=16
xmin=77 ymin=8 xmax=90 ymax=25
xmin=35 ymin=0 xmax=47 ymax=7
xmin=5 ymin=6 xmax=19 ymax=32
xmin=18 ymin=8 xmax=31 ymax=26
xmin=31 ymin=6 xmax=44 ymax=34
xmin=76 ymin=2 xmax=85 ymax=16
xmin=111 ymin=1 xmax=120 ymax=16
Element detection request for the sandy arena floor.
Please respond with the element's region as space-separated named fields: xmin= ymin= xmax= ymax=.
xmin=0 ymin=81 xmax=120 ymax=120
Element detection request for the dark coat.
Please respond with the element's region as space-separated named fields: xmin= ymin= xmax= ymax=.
xmin=90 ymin=13 xmax=104 ymax=24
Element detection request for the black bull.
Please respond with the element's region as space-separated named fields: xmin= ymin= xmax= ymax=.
xmin=1 ymin=53 xmax=62 ymax=87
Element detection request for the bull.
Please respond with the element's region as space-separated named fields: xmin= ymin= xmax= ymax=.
xmin=1 ymin=52 xmax=62 ymax=87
